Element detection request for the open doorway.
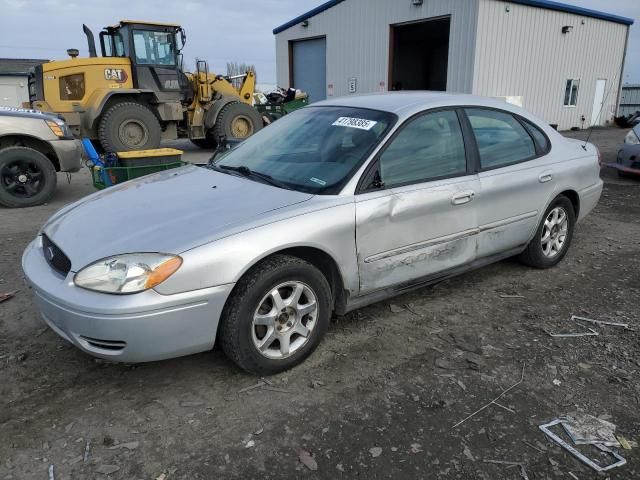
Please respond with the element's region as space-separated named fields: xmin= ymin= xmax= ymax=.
xmin=389 ymin=16 xmax=450 ymax=91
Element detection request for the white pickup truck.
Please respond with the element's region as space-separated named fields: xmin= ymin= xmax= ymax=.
xmin=0 ymin=107 xmax=82 ymax=207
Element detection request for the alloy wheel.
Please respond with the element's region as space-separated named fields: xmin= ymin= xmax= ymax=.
xmin=251 ymin=281 xmax=318 ymax=359
xmin=541 ymin=206 xmax=568 ymax=258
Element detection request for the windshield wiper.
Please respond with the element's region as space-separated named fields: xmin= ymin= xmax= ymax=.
xmin=215 ymin=165 xmax=292 ymax=190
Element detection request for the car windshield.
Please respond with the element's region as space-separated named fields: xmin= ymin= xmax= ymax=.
xmin=212 ymin=106 xmax=396 ymax=194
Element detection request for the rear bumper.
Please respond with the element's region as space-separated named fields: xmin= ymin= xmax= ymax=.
xmin=49 ymin=138 xmax=83 ymax=172
xmin=22 ymin=237 xmax=234 ymax=363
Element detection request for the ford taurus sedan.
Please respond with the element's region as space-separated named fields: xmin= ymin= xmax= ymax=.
xmin=22 ymin=93 xmax=603 ymax=375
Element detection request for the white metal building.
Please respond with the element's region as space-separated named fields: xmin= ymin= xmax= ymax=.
xmin=0 ymin=59 xmax=48 ymax=107
xmin=274 ymin=0 xmax=634 ymax=130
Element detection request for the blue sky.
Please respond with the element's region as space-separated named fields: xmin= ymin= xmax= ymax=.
xmin=0 ymin=0 xmax=637 ymax=84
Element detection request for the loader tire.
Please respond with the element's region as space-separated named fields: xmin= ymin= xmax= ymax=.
xmin=213 ymin=102 xmax=263 ymax=142
xmin=98 ymin=102 xmax=162 ymax=152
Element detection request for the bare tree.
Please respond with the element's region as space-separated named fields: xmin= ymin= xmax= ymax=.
xmin=226 ymin=62 xmax=257 ymax=89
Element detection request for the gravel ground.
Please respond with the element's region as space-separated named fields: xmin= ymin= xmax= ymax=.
xmin=1 ymin=128 xmax=639 ymax=479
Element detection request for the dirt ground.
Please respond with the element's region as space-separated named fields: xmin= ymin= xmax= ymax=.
xmin=1 ymin=128 xmax=639 ymax=479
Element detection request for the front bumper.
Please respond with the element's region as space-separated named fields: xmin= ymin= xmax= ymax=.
xmin=49 ymin=138 xmax=83 ymax=173
xmin=606 ymin=145 xmax=640 ymax=175
xmin=22 ymin=237 xmax=234 ymax=363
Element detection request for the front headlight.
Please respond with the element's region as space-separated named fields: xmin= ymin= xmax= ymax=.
xmin=45 ymin=117 xmax=73 ymax=139
xmin=74 ymin=253 xmax=182 ymax=294
xmin=625 ymin=129 xmax=640 ymax=145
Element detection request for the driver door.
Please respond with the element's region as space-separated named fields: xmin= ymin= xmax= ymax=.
xmin=355 ymin=109 xmax=480 ymax=293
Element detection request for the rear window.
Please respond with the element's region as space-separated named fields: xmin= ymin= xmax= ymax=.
xmin=521 ymin=118 xmax=551 ymax=154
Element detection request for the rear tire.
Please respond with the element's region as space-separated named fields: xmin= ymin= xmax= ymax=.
xmin=98 ymin=102 xmax=161 ymax=152
xmin=0 ymin=146 xmax=57 ymax=208
xmin=219 ymin=255 xmax=332 ymax=375
xmin=213 ymin=102 xmax=263 ymax=142
xmin=518 ymin=195 xmax=575 ymax=268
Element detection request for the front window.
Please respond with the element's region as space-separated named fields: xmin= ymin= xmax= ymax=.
xmin=213 ymin=106 xmax=396 ymax=194
xmin=564 ymin=79 xmax=580 ymax=107
xmin=132 ymin=30 xmax=176 ymax=65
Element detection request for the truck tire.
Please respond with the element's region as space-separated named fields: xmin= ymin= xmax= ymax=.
xmin=98 ymin=102 xmax=162 ymax=152
xmin=0 ymin=146 xmax=57 ymax=208
xmin=213 ymin=102 xmax=263 ymax=142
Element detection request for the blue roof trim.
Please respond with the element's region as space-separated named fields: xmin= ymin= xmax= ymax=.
xmin=273 ymin=0 xmax=346 ymax=34
xmin=273 ymin=0 xmax=633 ymax=35
xmin=506 ymin=0 xmax=633 ymax=26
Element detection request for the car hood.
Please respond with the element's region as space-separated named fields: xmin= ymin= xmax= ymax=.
xmin=42 ymin=165 xmax=313 ymax=270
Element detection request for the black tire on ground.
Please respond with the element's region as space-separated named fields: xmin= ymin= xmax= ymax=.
xmin=98 ymin=102 xmax=162 ymax=152
xmin=190 ymin=136 xmax=218 ymax=149
xmin=0 ymin=146 xmax=57 ymax=208
xmin=518 ymin=195 xmax=576 ymax=269
xmin=212 ymin=102 xmax=263 ymax=142
xmin=219 ymin=254 xmax=332 ymax=376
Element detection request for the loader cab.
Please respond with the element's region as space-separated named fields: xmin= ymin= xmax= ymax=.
xmin=99 ymin=21 xmax=188 ymax=103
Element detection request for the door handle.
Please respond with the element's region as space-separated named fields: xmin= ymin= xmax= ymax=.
xmin=451 ymin=191 xmax=475 ymax=205
xmin=539 ymin=173 xmax=553 ymax=183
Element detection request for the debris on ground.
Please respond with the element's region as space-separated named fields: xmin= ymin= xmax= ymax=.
xmin=389 ymin=304 xmax=405 ymax=313
xmin=245 ymin=440 xmax=255 ymax=448
xmin=571 ymin=315 xmax=629 ymax=329
xmin=539 ymin=418 xmax=627 ymax=472
xmin=310 ymin=380 xmax=325 ymax=389
xmin=410 ymin=443 xmax=423 ymax=454
xmin=238 ymin=381 xmax=265 ymax=393
xmin=0 ymin=290 xmax=17 ymax=303
xmin=83 ymin=440 xmax=91 ymax=462
xmin=108 ymin=441 xmax=139 ymax=450
xmin=452 ymin=364 xmax=525 ymax=429
xmin=95 ymin=464 xmax=121 ymax=475
xmin=484 ymin=460 xmax=529 ymax=480
xmin=562 ymin=414 xmax=620 ymax=447
xmin=499 ymin=294 xmax=525 ymax=299
xmin=299 ymin=449 xmax=318 ymax=471
xmin=180 ymin=401 xmax=204 ymax=407
xmin=370 ymin=446 xmax=382 ymax=458
xmin=616 ymin=435 xmax=637 ymax=450
xmin=48 ymin=464 xmax=55 ymax=480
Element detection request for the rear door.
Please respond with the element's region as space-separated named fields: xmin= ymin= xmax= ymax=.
xmin=463 ymin=108 xmax=555 ymax=258
xmin=355 ymin=109 xmax=480 ymax=293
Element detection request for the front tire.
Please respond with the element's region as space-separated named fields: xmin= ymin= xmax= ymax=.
xmin=518 ymin=195 xmax=575 ymax=268
xmin=0 ymin=146 xmax=57 ymax=208
xmin=219 ymin=255 xmax=332 ymax=375
xmin=98 ymin=102 xmax=162 ymax=152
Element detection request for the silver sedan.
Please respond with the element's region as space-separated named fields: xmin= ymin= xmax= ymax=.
xmin=22 ymin=93 xmax=603 ymax=375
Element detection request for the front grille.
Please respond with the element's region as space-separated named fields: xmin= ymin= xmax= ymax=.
xmin=80 ymin=336 xmax=126 ymax=351
xmin=42 ymin=234 xmax=71 ymax=276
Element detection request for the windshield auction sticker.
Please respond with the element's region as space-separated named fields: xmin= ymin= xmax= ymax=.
xmin=332 ymin=117 xmax=378 ymax=131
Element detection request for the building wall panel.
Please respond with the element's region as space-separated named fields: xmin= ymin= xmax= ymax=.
xmin=473 ymin=0 xmax=629 ymax=130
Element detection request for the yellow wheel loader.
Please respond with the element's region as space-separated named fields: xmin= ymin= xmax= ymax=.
xmin=27 ymin=21 xmax=262 ymax=152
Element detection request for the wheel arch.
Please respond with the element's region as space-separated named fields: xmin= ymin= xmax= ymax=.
xmin=0 ymin=134 xmax=60 ymax=171
xmin=229 ymin=245 xmax=348 ymax=315
xmin=87 ymin=89 xmax=160 ymax=132
xmin=559 ymin=189 xmax=580 ymax=218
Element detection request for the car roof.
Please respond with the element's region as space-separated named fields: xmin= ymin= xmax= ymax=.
xmin=314 ymin=91 xmax=531 ymax=120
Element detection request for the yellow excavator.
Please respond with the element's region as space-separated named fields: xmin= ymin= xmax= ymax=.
xmin=27 ymin=21 xmax=262 ymax=151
